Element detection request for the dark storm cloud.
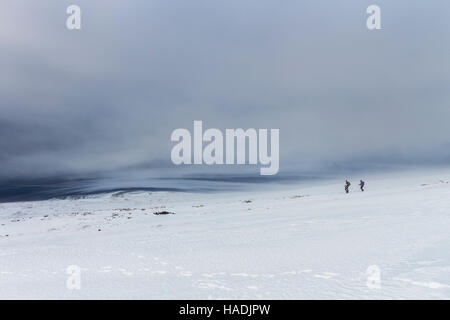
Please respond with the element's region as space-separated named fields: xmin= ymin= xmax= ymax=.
xmin=0 ymin=0 xmax=449 ymax=180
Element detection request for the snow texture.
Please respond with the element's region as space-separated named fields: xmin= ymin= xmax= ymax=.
xmin=1 ymin=169 xmax=449 ymax=299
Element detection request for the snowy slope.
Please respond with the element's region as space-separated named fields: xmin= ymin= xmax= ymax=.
xmin=0 ymin=169 xmax=450 ymax=299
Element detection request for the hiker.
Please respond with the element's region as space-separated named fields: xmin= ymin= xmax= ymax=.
xmin=345 ymin=180 xmax=351 ymax=194
xmin=359 ymin=180 xmax=365 ymax=192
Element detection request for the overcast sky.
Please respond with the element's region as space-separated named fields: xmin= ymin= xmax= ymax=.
xmin=0 ymin=0 xmax=449 ymax=180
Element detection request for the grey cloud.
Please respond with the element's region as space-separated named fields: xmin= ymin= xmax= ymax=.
xmin=0 ymin=0 xmax=449 ymax=181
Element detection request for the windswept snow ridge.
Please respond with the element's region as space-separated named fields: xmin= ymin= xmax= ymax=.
xmin=0 ymin=170 xmax=449 ymax=299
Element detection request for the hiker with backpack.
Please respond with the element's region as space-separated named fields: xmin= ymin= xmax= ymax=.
xmin=345 ymin=180 xmax=351 ymax=194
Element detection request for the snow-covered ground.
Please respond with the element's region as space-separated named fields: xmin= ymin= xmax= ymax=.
xmin=1 ymin=169 xmax=450 ymax=299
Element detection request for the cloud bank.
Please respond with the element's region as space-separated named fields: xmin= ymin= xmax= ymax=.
xmin=0 ymin=0 xmax=449 ymax=180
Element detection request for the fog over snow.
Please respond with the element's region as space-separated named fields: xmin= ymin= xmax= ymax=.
xmin=1 ymin=1 xmax=450 ymax=300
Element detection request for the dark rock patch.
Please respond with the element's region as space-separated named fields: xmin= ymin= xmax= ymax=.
xmin=153 ymin=211 xmax=175 ymax=215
